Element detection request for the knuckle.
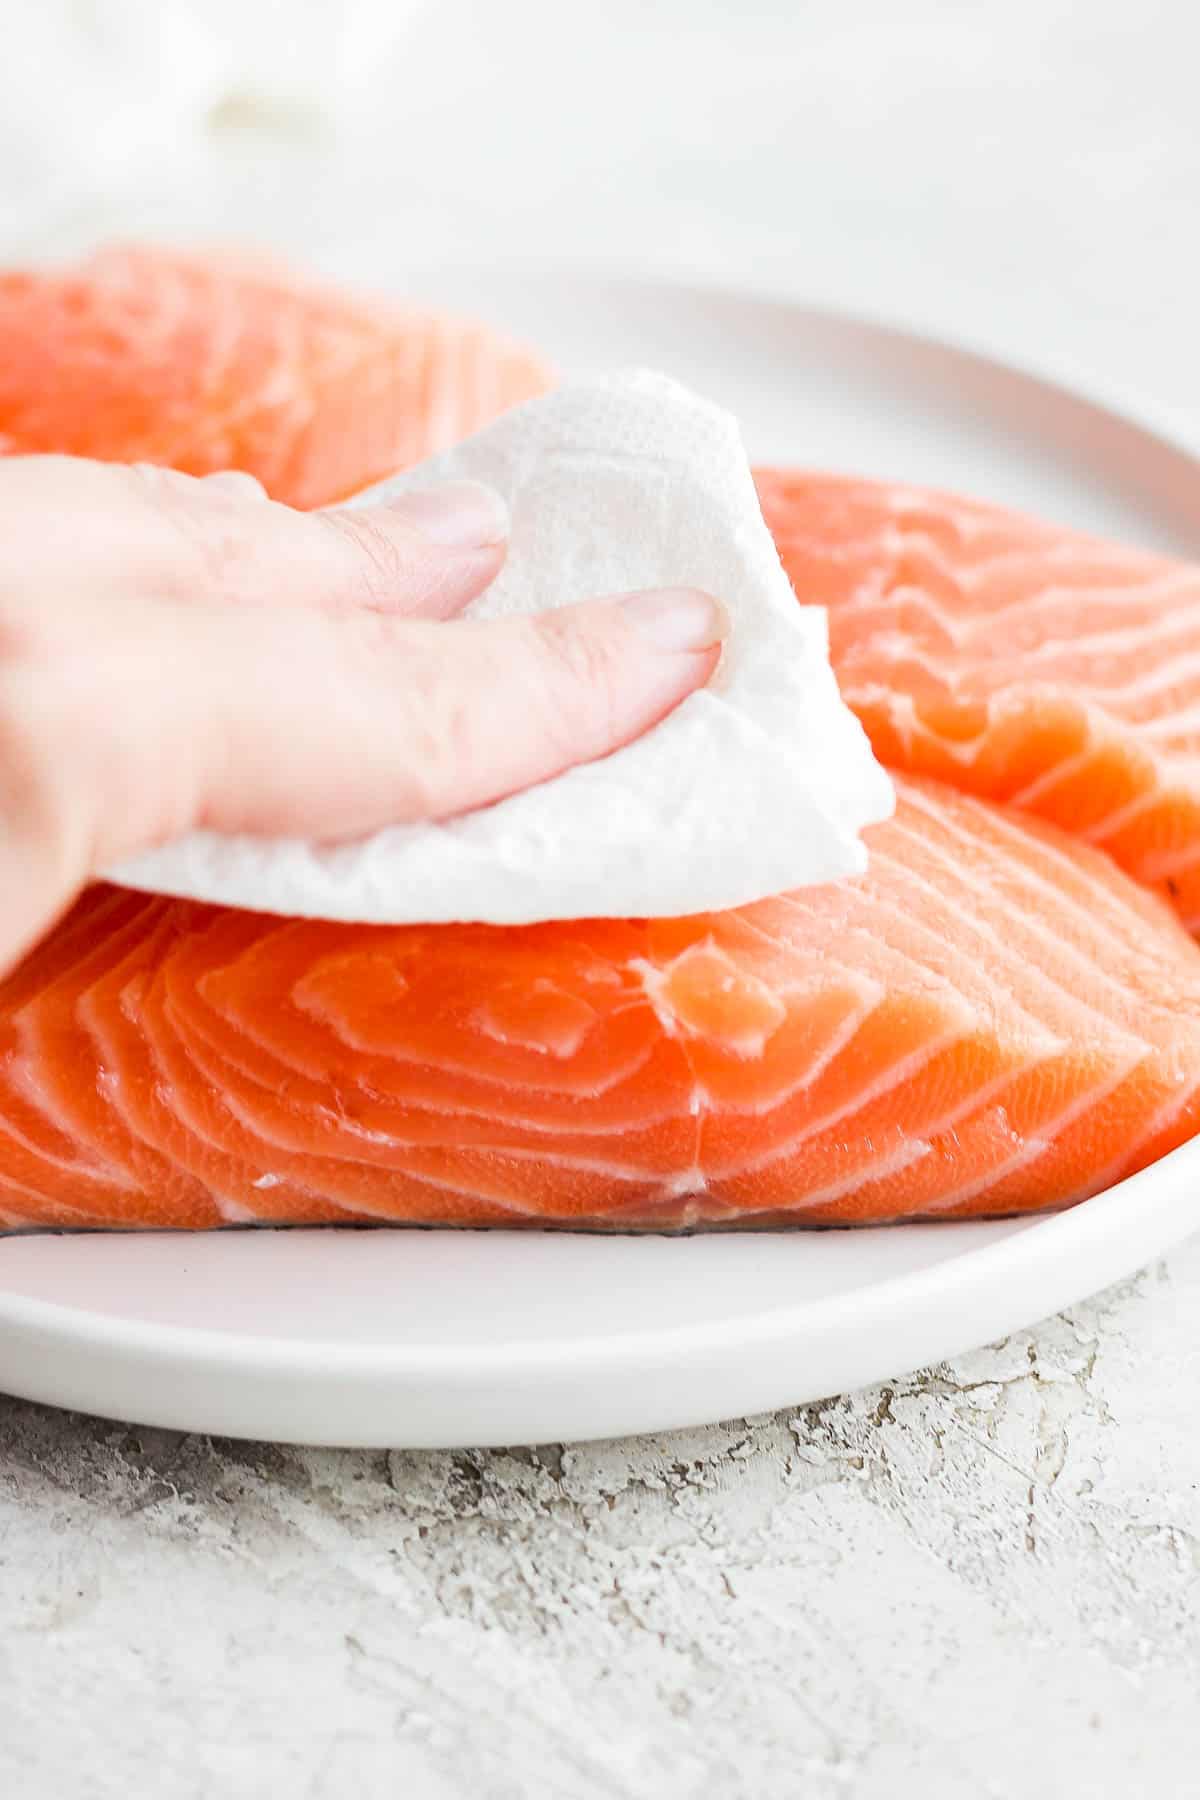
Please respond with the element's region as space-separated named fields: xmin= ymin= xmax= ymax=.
xmin=203 ymin=470 xmax=267 ymax=499
xmin=0 ymin=591 xmax=46 ymax=663
xmin=318 ymin=512 xmax=417 ymax=611
xmin=0 ymin=671 xmax=81 ymax=866
xmin=528 ymin=609 xmax=623 ymax=750
xmin=399 ymin=669 xmax=472 ymax=821
xmin=123 ymin=462 xmax=253 ymax=596
xmin=339 ymin=618 xmax=467 ymax=821
xmin=0 ymin=612 xmax=202 ymax=865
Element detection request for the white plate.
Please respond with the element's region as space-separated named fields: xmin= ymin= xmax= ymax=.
xmin=1 ymin=270 xmax=1199 ymax=1449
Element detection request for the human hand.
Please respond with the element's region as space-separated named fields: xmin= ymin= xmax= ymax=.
xmin=0 ymin=457 xmax=725 ymax=971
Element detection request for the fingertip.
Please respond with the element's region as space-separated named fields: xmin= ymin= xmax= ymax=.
xmin=377 ymin=479 xmax=510 ymax=552
xmin=512 ymin=586 xmax=727 ymax=777
xmin=616 ymin=587 xmax=729 ymax=654
xmin=311 ymin=492 xmax=507 ymax=620
xmin=406 ymin=537 xmax=508 ymax=621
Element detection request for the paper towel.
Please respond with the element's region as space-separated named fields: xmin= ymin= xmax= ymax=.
xmin=109 ymin=370 xmax=894 ymax=924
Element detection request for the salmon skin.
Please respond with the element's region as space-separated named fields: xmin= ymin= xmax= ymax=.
xmin=2 ymin=776 xmax=1198 ymax=1232
xmin=758 ymin=469 xmax=1200 ymax=933
xmin=0 ymin=245 xmax=554 ymax=508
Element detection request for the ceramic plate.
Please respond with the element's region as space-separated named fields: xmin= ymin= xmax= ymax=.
xmin=1 ymin=270 xmax=1198 ymax=1448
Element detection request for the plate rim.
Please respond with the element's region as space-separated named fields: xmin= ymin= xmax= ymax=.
xmin=3 ymin=1131 xmax=1198 ymax=1379
xmin=386 ymin=254 xmax=1200 ymax=473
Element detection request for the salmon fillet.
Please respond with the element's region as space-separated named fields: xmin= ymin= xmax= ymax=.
xmin=0 ymin=245 xmax=554 ymax=508
xmin=2 ymin=776 xmax=1198 ymax=1231
xmin=758 ymin=469 xmax=1200 ymax=931
xmin=2 ymin=247 xmax=1198 ymax=1229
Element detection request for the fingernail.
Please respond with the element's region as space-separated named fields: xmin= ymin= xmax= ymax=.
xmin=387 ymin=480 xmax=509 ymax=550
xmin=619 ymin=588 xmax=728 ymax=652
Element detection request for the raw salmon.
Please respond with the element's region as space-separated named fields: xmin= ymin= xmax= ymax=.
xmin=758 ymin=470 xmax=1200 ymax=931
xmin=3 ymin=249 xmax=1199 ymax=1229
xmin=0 ymin=245 xmax=554 ymax=508
xmin=2 ymin=776 xmax=1198 ymax=1231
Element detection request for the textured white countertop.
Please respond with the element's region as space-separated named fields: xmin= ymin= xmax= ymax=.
xmin=2 ymin=3 xmax=1199 ymax=1794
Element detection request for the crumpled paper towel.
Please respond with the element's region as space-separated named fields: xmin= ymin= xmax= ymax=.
xmin=110 ymin=370 xmax=894 ymax=923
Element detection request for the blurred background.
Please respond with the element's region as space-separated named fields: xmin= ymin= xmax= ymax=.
xmin=4 ymin=0 xmax=1195 ymax=432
